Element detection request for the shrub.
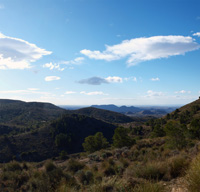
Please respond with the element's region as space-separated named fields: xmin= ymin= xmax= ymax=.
xmin=113 ymin=127 xmax=135 ymax=148
xmin=129 ymin=162 xmax=167 ymax=180
xmin=133 ymin=181 xmax=164 ymax=192
xmin=164 ymin=120 xmax=187 ymax=149
xmin=168 ymin=155 xmax=189 ymax=178
xmin=67 ymin=159 xmax=85 ymax=173
xmin=76 ymin=170 xmax=93 ymax=185
xmin=45 ymin=161 xmax=57 ymax=172
xmin=103 ymin=165 xmax=116 ymax=176
xmin=83 ymin=132 xmax=109 ymax=153
xmin=185 ymin=154 xmax=200 ymax=192
xmin=4 ymin=161 xmax=22 ymax=172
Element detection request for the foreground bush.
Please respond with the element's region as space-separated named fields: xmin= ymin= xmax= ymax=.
xmin=186 ymin=154 xmax=200 ymax=192
xmin=127 ymin=162 xmax=167 ymax=180
xmin=133 ymin=181 xmax=164 ymax=192
xmin=67 ymin=159 xmax=85 ymax=173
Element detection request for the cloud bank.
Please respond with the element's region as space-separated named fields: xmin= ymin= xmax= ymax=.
xmin=80 ymin=35 xmax=200 ymax=66
xmin=0 ymin=33 xmax=51 ymax=70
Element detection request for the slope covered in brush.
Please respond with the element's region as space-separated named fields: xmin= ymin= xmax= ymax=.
xmin=65 ymin=107 xmax=135 ymax=123
xmin=0 ymin=114 xmax=116 ymax=162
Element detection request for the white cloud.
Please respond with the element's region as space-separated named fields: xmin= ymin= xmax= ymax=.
xmin=45 ymin=76 xmax=61 ymax=81
xmin=43 ymin=57 xmax=84 ymax=71
xmin=151 ymin=77 xmax=160 ymax=81
xmin=146 ymin=90 xmax=165 ymax=97
xmin=27 ymin=88 xmax=39 ymax=91
xmin=80 ymin=91 xmax=108 ymax=96
xmin=175 ymin=90 xmax=191 ymax=94
xmin=0 ymin=33 xmax=51 ymax=70
xmin=61 ymin=57 xmax=85 ymax=65
xmin=124 ymin=77 xmax=137 ymax=82
xmin=65 ymin=91 xmax=76 ymax=94
xmin=193 ymin=32 xmax=200 ymax=37
xmin=105 ymin=76 xmax=123 ymax=83
xmin=43 ymin=62 xmax=64 ymax=71
xmin=80 ymin=35 xmax=200 ymax=66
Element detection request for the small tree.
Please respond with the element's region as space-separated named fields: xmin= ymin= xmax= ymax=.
xmin=112 ymin=127 xmax=134 ymax=148
xmin=82 ymin=132 xmax=109 ymax=153
xmin=164 ymin=120 xmax=187 ymax=149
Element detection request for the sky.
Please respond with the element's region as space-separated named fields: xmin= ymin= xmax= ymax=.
xmin=0 ymin=0 xmax=200 ymax=106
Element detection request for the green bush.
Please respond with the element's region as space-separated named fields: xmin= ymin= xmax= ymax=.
xmin=45 ymin=161 xmax=57 ymax=172
xmin=168 ymin=155 xmax=189 ymax=178
xmin=133 ymin=181 xmax=164 ymax=192
xmin=186 ymin=154 xmax=200 ymax=192
xmin=4 ymin=161 xmax=22 ymax=172
xmin=76 ymin=170 xmax=93 ymax=185
xmin=113 ymin=127 xmax=135 ymax=148
xmin=130 ymin=162 xmax=167 ymax=180
xmin=83 ymin=132 xmax=109 ymax=153
xmin=67 ymin=159 xmax=85 ymax=173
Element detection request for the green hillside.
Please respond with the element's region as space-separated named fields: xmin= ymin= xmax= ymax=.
xmin=0 ymin=99 xmax=66 ymax=135
xmin=0 ymin=114 xmax=116 ymax=162
xmin=65 ymin=107 xmax=136 ymax=124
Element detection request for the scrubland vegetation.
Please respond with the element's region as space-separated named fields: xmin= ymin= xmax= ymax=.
xmin=0 ymin=98 xmax=200 ymax=191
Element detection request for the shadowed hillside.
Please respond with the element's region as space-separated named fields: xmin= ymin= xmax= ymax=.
xmin=0 ymin=114 xmax=116 ymax=162
xmin=65 ymin=107 xmax=136 ymax=124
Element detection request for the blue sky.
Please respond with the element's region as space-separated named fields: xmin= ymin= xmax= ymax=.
xmin=0 ymin=0 xmax=200 ymax=106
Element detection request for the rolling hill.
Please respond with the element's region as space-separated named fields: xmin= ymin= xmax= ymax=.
xmin=0 ymin=99 xmax=66 ymax=135
xmin=0 ymin=114 xmax=116 ymax=162
xmin=65 ymin=107 xmax=136 ymax=123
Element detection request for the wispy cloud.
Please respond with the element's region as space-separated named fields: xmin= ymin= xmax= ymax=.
xmin=124 ymin=77 xmax=137 ymax=82
xmin=193 ymin=32 xmax=200 ymax=37
xmin=146 ymin=90 xmax=165 ymax=97
xmin=80 ymin=35 xmax=200 ymax=66
xmin=150 ymin=77 xmax=160 ymax=81
xmin=65 ymin=91 xmax=76 ymax=94
xmin=78 ymin=76 xmax=136 ymax=85
xmin=43 ymin=62 xmax=64 ymax=71
xmin=175 ymin=90 xmax=191 ymax=94
xmin=0 ymin=33 xmax=51 ymax=70
xmin=105 ymin=76 xmax=123 ymax=83
xmin=61 ymin=57 xmax=85 ymax=65
xmin=43 ymin=57 xmax=85 ymax=71
xmin=45 ymin=76 xmax=61 ymax=81
xmin=80 ymin=91 xmax=108 ymax=96
xmin=27 ymin=88 xmax=39 ymax=91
